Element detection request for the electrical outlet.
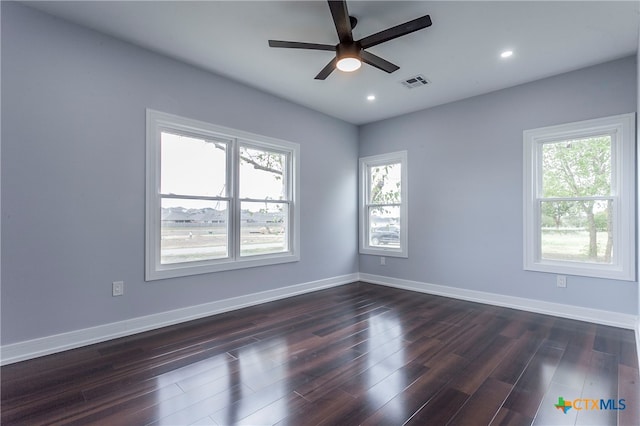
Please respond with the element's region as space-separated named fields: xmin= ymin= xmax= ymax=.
xmin=112 ymin=281 xmax=124 ymax=297
xmin=380 ymin=256 xmax=386 ymax=265
xmin=556 ymin=275 xmax=567 ymax=288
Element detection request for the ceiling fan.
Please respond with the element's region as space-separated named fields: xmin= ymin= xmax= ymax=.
xmin=268 ymin=1 xmax=432 ymax=80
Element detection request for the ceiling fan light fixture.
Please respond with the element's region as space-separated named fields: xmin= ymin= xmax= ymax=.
xmin=336 ymin=42 xmax=362 ymax=72
xmin=337 ymin=56 xmax=362 ymax=72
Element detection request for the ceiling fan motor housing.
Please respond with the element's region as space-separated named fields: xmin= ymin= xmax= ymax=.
xmin=337 ymin=42 xmax=361 ymax=60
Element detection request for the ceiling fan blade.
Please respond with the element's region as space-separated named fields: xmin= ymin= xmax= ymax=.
xmin=268 ymin=40 xmax=336 ymax=51
xmin=314 ymin=57 xmax=338 ymax=80
xmin=359 ymin=15 xmax=432 ymax=49
xmin=328 ymin=1 xmax=353 ymax=43
xmin=360 ymin=50 xmax=399 ymax=74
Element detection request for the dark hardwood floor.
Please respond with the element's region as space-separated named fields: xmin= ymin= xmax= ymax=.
xmin=2 ymin=282 xmax=639 ymax=425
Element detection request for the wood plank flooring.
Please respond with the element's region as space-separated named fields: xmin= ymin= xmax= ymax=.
xmin=2 ymin=282 xmax=639 ymax=425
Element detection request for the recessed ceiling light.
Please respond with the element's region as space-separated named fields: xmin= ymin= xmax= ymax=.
xmin=367 ymin=95 xmax=376 ymax=101
xmin=500 ymin=50 xmax=514 ymax=59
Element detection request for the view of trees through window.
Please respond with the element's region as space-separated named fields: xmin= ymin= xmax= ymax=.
xmin=368 ymin=163 xmax=401 ymax=248
xmin=160 ymin=132 xmax=289 ymax=265
xmin=540 ymin=136 xmax=613 ymax=263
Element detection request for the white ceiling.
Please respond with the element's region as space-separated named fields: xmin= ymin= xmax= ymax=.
xmin=26 ymin=1 xmax=640 ymax=125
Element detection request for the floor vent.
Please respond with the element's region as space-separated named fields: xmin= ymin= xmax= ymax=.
xmin=400 ymin=74 xmax=430 ymax=89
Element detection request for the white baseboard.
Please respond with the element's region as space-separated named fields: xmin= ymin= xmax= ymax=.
xmin=0 ymin=273 xmax=358 ymax=365
xmin=358 ymin=273 xmax=638 ymax=330
xmin=2 ymin=272 xmax=637 ymax=366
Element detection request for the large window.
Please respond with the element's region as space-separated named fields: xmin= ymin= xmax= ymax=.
xmin=146 ymin=110 xmax=299 ymax=280
xmin=359 ymin=151 xmax=408 ymax=257
xmin=523 ymin=113 xmax=635 ymax=280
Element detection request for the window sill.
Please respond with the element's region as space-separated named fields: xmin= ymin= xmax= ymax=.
xmin=146 ymin=252 xmax=300 ymax=281
xmin=524 ymin=260 xmax=635 ymax=281
xmin=360 ymin=247 xmax=408 ymax=258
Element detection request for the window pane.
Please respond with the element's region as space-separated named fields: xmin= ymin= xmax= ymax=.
xmin=542 ymin=136 xmax=611 ymax=198
xmin=161 ymin=132 xmax=227 ymax=197
xmin=369 ymin=205 xmax=401 ymax=248
xmin=369 ymin=163 xmax=401 ymax=204
xmin=540 ymin=200 xmax=613 ymax=263
xmin=240 ymin=201 xmax=288 ymax=257
xmin=239 ymin=146 xmax=286 ymax=200
xmin=161 ymin=198 xmax=228 ymax=264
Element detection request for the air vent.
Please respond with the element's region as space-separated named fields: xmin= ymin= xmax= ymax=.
xmin=400 ymin=75 xmax=430 ymax=89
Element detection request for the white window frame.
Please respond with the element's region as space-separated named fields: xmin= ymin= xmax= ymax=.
xmin=523 ymin=113 xmax=635 ymax=281
xmin=359 ymin=151 xmax=408 ymax=258
xmin=146 ymin=110 xmax=300 ymax=281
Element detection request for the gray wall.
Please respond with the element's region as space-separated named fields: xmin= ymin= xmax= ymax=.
xmin=1 ymin=3 xmax=358 ymax=344
xmin=359 ymin=56 xmax=638 ymax=314
xmin=1 ymin=1 xmax=637 ymax=349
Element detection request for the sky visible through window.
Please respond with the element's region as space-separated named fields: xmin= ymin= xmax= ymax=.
xmin=161 ymin=133 xmax=284 ymax=211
